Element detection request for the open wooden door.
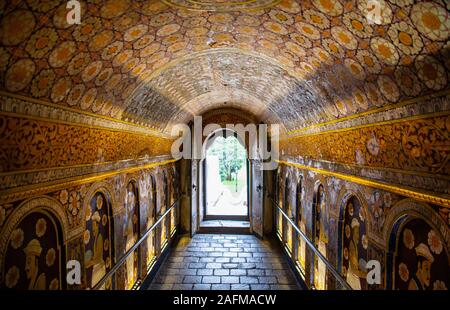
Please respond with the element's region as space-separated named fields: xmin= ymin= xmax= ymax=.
xmin=191 ymin=159 xmax=199 ymax=236
xmin=250 ymin=158 xmax=264 ymax=238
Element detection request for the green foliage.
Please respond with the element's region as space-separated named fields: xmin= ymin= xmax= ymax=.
xmin=207 ymin=136 xmax=246 ymax=182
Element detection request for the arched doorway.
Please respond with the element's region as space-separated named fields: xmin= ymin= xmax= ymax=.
xmin=203 ymin=129 xmax=249 ymax=220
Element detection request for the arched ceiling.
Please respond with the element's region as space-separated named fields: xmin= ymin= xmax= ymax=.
xmin=0 ymin=0 xmax=449 ymax=135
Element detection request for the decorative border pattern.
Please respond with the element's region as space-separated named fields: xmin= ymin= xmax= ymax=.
xmin=277 ymin=160 xmax=450 ymax=209
xmin=0 ymin=159 xmax=178 ymax=204
xmin=0 ymin=91 xmax=170 ymax=138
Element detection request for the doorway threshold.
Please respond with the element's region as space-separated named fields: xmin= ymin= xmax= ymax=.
xmin=199 ymin=220 xmax=250 ymax=234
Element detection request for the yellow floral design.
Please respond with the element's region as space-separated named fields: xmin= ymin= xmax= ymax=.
xmin=26 ymin=28 xmax=58 ymax=59
xmin=370 ymin=37 xmax=399 ymax=66
xmin=46 ymin=248 xmax=56 ymax=267
xmin=399 ymin=262 xmax=409 ymax=282
xmin=36 ymin=218 xmax=47 ymax=237
xmin=5 ymin=266 xmax=20 ymax=288
xmin=428 ymin=229 xmax=443 ymax=255
xmin=388 ymin=22 xmax=423 ymax=55
xmin=415 ymin=55 xmax=447 ymax=90
xmin=343 ymin=12 xmax=373 ymax=38
xmin=31 ymin=69 xmax=55 ymax=98
xmin=411 ymin=2 xmax=449 ymax=41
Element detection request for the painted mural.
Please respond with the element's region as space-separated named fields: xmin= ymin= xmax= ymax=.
xmin=313 ymin=184 xmax=328 ymax=290
xmin=123 ymin=182 xmax=139 ymax=290
xmin=296 ymin=180 xmax=306 ymax=272
xmin=2 ymin=210 xmax=62 ymax=290
xmin=145 ymin=175 xmax=157 ymax=270
xmin=284 ymin=176 xmax=293 ymax=252
xmin=394 ymin=218 xmax=449 ymax=290
xmin=0 ymin=115 xmax=173 ymax=173
xmin=84 ymin=192 xmax=113 ymax=289
xmin=342 ymin=196 xmax=368 ymax=290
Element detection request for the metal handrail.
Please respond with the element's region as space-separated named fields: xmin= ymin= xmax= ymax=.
xmin=271 ymin=197 xmax=352 ymax=290
xmin=93 ymin=199 xmax=179 ymax=290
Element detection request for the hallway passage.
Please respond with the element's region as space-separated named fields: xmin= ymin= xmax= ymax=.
xmin=148 ymin=234 xmax=300 ymax=290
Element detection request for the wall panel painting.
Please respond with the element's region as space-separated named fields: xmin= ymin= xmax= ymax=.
xmin=296 ymin=181 xmax=306 ymax=271
xmin=123 ymin=182 xmax=139 ymax=290
xmin=313 ymin=184 xmax=327 ymax=290
xmin=3 ymin=210 xmax=63 ymax=290
xmin=84 ymin=192 xmax=113 ymax=289
xmin=146 ymin=175 xmax=157 ymax=269
xmin=394 ymin=219 xmax=449 ymax=290
xmin=342 ymin=196 xmax=368 ymax=290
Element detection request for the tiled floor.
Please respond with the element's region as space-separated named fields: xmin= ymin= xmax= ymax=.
xmin=148 ymin=234 xmax=300 ymax=290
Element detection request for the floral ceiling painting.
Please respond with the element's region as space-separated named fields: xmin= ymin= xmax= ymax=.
xmin=0 ymin=0 xmax=448 ymax=133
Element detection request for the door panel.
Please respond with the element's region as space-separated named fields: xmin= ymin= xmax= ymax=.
xmin=191 ymin=159 xmax=199 ymax=236
xmin=251 ymin=159 xmax=264 ymax=238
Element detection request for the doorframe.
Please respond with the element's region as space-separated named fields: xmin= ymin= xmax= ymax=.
xmin=201 ymin=129 xmax=249 ymax=221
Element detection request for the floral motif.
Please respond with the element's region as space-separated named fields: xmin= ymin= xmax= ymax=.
xmin=84 ymin=229 xmax=90 ymax=245
xmin=59 ymin=189 xmax=69 ymax=205
xmin=343 ymin=12 xmax=373 ymax=38
xmin=312 ymin=0 xmax=343 ymax=17
xmin=377 ymin=75 xmax=399 ymax=102
xmin=26 ymin=28 xmax=58 ymax=59
xmin=370 ymin=37 xmax=399 ymax=66
xmin=67 ymin=84 xmax=85 ymax=106
xmin=31 ymin=69 xmax=55 ymax=98
xmin=68 ymin=191 xmax=81 ymax=217
xmin=415 ymin=55 xmax=447 ymax=90
xmin=10 ymin=228 xmax=24 ymax=249
xmin=322 ymin=38 xmax=345 ymax=57
xmin=394 ymin=66 xmax=422 ymax=97
xmin=73 ymin=17 xmax=102 ymax=42
xmin=36 ymin=218 xmax=47 ymax=237
xmin=0 ymin=10 xmax=36 ymax=46
xmin=402 ymin=228 xmax=414 ymax=249
xmin=345 ymin=224 xmax=350 ymax=238
xmin=388 ymin=22 xmax=423 ymax=55
xmin=46 ymin=248 xmax=56 ymax=267
xmin=303 ymin=9 xmax=330 ymax=30
xmin=124 ymin=25 xmax=148 ymax=42
xmin=5 ymin=266 xmax=20 ymax=288
xmin=331 ymin=26 xmax=357 ymax=50
xmin=49 ymin=278 xmax=59 ymax=290
xmin=269 ymin=9 xmax=294 ymax=25
xmin=345 ymin=58 xmax=366 ymax=80
xmin=361 ymin=234 xmax=368 ymax=249
xmin=411 ymin=2 xmax=449 ymax=41
xmin=157 ymin=24 xmax=181 ymax=37
xmin=264 ymin=22 xmax=288 ymax=35
xmin=5 ymin=59 xmax=36 ymax=92
xmin=399 ymin=262 xmax=409 ymax=282
xmin=82 ymin=61 xmax=103 ymax=83
xmin=49 ymin=41 xmax=77 ymax=68
xmin=102 ymin=41 xmax=123 ymax=60
xmin=89 ymin=31 xmax=114 ymax=52
xmin=428 ymin=229 xmax=443 ymax=255
xmin=433 ymin=280 xmax=448 ymax=290
xmin=67 ymin=53 xmax=91 ymax=76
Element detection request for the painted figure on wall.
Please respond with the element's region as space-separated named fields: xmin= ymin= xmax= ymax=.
xmin=370 ymin=191 xmax=392 ymax=235
xmin=123 ymin=182 xmax=139 ymax=289
xmin=276 ymin=168 xmax=283 ymax=236
xmin=170 ymin=167 xmax=178 ymax=232
xmin=395 ymin=218 xmax=449 ymax=290
xmin=314 ymin=184 xmax=328 ymax=290
xmin=84 ymin=192 xmax=113 ymax=289
xmin=284 ymin=176 xmax=293 ymax=252
xmin=296 ymin=180 xmax=306 ymax=271
xmin=342 ymin=197 xmax=368 ymax=290
xmin=3 ymin=210 xmax=62 ymax=290
xmin=146 ymin=175 xmax=157 ymax=269
xmin=160 ymin=171 xmax=169 ymax=248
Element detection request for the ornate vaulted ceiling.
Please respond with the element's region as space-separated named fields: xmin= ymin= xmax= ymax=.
xmin=0 ymin=0 xmax=449 ymax=134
